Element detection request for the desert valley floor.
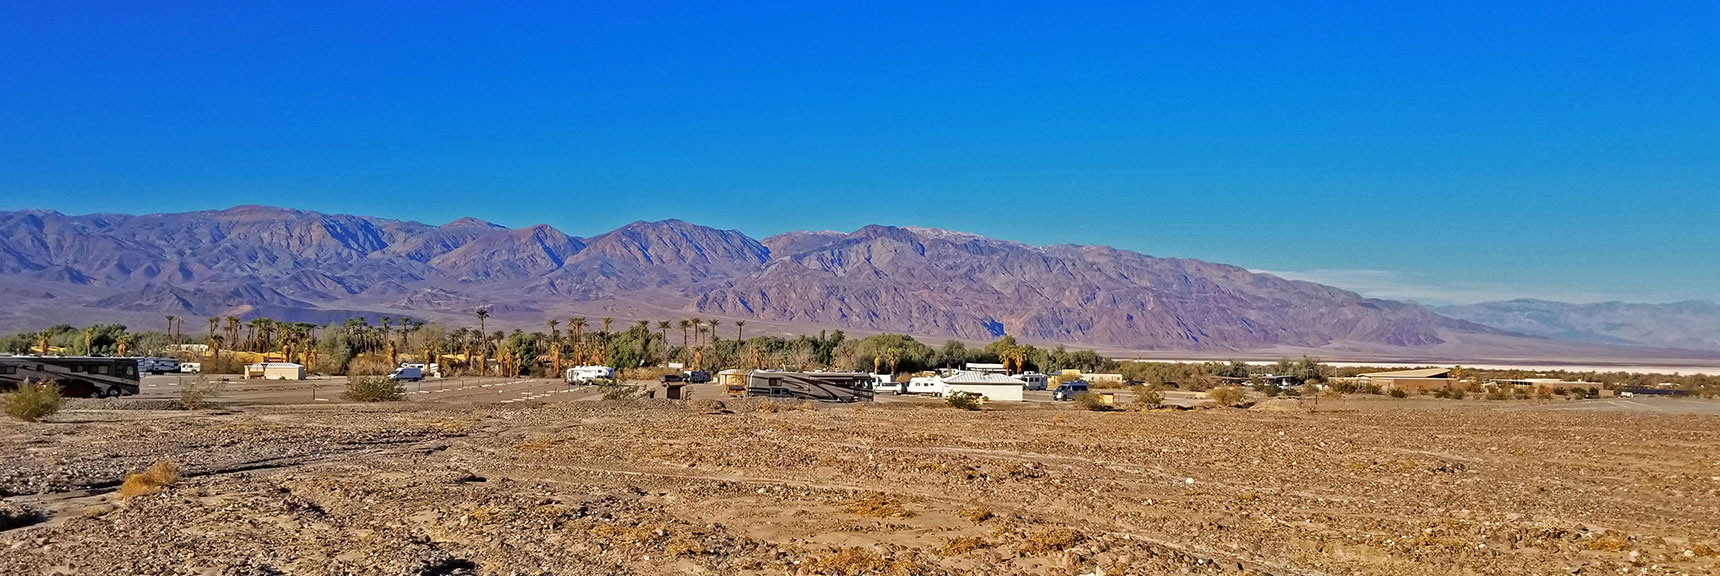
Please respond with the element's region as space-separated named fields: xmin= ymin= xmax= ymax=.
xmin=1 ymin=377 xmax=1718 ymax=575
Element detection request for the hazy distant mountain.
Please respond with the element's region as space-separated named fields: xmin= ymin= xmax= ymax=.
xmin=1437 ymin=299 xmax=1720 ymax=352
xmin=0 ymin=205 xmax=1635 ymax=355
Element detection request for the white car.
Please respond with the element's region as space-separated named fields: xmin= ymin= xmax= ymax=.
xmin=564 ymin=365 xmax=614 ymax=384
xmin=178 ymin=362 xmax=202 ymax=374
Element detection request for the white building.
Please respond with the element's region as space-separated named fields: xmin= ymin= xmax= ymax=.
xmin=942 ymin=371 xmax=1026 ymax=402
xmin=246 ymin=362 xmax=304 ymax=381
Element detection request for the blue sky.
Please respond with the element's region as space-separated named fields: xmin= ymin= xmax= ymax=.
xmin=2 ymin=2 xmax=1716 ymax=305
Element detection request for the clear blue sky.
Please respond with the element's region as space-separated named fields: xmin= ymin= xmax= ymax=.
xmin=3 ymin=2 xmax=1716 ymax=304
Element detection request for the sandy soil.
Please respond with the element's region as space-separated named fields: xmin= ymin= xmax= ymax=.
xmin=1 ymin=387 xmax=1719 ymax=575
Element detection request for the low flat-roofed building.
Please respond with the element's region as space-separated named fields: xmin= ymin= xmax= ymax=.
xmin=942 ymin=371 xmax=1026 ymax=402
xmin=1357 ymin=368 xmax=1459 ymax=393
xmin=1490 ymin=378 xmax=1603 ymax=391
xmin=964 ymin=362 xmax=1007 ymax=374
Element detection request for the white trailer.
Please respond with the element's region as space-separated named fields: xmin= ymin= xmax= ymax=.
xmin=905 ymin=375 xmax=947 ymax=396
xmin=564 ymin=365 xmax=614 ymax=384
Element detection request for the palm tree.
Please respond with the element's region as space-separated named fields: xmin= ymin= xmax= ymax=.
xmin=734 ymin=320 xmax=745 ymax=342
xmin=679 ymin=320 xmax=691 ymax=361
xmin=225 ymin=316 xmax=241 ymax=350
xmin=690 ymin=318 xmax=704 ymax=348
xmin=206 ymin=317 xmax=219 ymax=355
xmin=570 ymin=317 xmax=587 ymax=366
xmin=708 ymin=320 xmax=722 ymax=345
xmin=474 ymin=308 xmax=490 ymax=375
xmin=656 ymin=321 xmax=671 ymax=363
xmin=164 ymin=315 xmax=178 ymax=348
xmin=547 ymin=320 xmax=562 ymax=375
xmin=883 ymin=348 xmax=902 ymax=376
xmin=115 ymin=332 xmax=131 ymax=356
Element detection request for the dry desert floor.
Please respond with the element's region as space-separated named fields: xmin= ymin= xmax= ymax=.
xmin=1 ymin=378 xmax=1718 ymax=575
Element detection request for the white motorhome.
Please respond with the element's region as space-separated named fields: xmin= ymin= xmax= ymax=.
xmin=178 ymin=362 xmax=202 ymax=374
xmin=143 ymin=357 xmax=179 ymax=374
xmin=1019 ymin=372 xmax=1049 ymax=390
xmin=905 ymin=375 xmax=947 ymax=396
xmin=564 ymin=365 xmax=614 ymax=384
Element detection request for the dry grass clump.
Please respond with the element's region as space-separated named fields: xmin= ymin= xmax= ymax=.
xmin=343 ymin=376 xmax=405 ymax=402
xmin=957 ymin=505 xmax=993 ymax=523
xmin=1584 ymin=531 xmax=1632 ymax=552
xmin=1691 ymin=544 xmax=1717 ymax=557
xmin=1018 ymin=528 xmax=1083 ymax=556
xmin=938 ymin=536 xmax=993 ymax=556
xmin=3 ymin=382 xmax=62 ymax=422
xmin=841 ymin=494 xmax=916 ymax=519
xmin=800 ymin=547 xmax=930 ymax=576
xmin=118 ymin=461 xmax=181 ymax=499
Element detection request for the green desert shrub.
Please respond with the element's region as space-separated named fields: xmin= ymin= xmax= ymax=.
xmin=3 ymin=382 xmax=62 ymax=422
xmin=343 ymin=376 xmax=405 ymax=402
xmin=1388 ymin=388 xmax=1409 ymax=398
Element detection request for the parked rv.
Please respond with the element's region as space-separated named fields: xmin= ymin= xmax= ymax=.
xmin=684 ymin=370 xmax=712 ymax=384
xmin=0 ymin=356 xmax=141 ymax=398
xmin=746 ymin=371 xmax=875 ymax=402
xmin=1019 ymin=372 xmax=1049 ymax=390
xmin=565 ymin=365 xmax=615 ymax=384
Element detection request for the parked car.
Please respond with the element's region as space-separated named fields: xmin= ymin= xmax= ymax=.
xmin=178 ymin=362 xmax=203 ymax=374
xmin=1052 ymin=380 xmax=1091 ymax=401
xmin=684 ymin=370 xmax=711 ymax=384
xmin=387 ymin=366 xmax=423 ymax=382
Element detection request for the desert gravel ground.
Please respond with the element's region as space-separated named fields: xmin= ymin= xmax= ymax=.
xmin=1 ymin=392 xmax=1718 ymax=575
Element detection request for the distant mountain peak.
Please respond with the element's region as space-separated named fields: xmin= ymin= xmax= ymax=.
xmin=443 ymin=216 xmax=504 ymax=230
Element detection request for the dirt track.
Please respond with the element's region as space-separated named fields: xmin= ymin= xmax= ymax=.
xmin=2 ymin=392 xmax=1719 ymax=575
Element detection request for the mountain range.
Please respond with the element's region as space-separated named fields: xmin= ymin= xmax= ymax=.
xmin=1 ymin=206 xmax=1714 ymax=361
xmin=1436 ymin=299 xmax=1720 ymax=353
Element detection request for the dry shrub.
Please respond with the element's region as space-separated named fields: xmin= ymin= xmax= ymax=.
xmin=345 ymin=355 xmax=394 ymax=376
xmin=1131 ymin=385 xmax=1164 ymax=410
xmin=1208 ymin=386 xmax=1246 ymax=407
xmin=1018 ymin=528 xmax=1083 ymax=556
xmin=1584 ymin=531 xmax=1632 ymax=552
xmin=946 ymin=391 xmax=984 ymax=411
xmin=753 ymin=399 xmax=786 ymax=413
xmin=938 ymin=536 xmax=992 ymax=556
xmin=1072 ymin=392 xmax=1109 ymax=411
xmin=119 ymin=461 xmax=181 ymax=499
xmin=841 ymin=494 xmax=916 ymax=519
xmin=178 ymin=376 xmax=225 ymax=410
xmin=688 ymin=399 xmax=727 ymax=413
xmin=800 ymin=547 xmax=929 ymax=576
xmin=1692 ymin=544 xmax=1717 ymax=557
xmin=958 ymin=505 xmax=993 ymax=523
xmin=3 ymin=382 xmax=62 ymax=422
xmin=343 ymin=376 xmax=405 ymax=402
xmin=665 ymin=538 xmax=702 ymax=557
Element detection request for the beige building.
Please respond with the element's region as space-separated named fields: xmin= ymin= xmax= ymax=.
xmin=1356 ymin=368 xmax=1459 ymax=393
xmin=246 ymin=362 xmax=305 ymax=381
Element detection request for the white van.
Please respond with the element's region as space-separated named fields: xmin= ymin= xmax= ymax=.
xmin=564 ymin=365 xmax=614 ymax=384
xmin=178 ymin=362 xmax=202 ymax=374
xmin=905 ymin=375 xmax=947 ymax=396
xmin=387 ymin=366 xmax=423 ymax=382
xmin=1019 ymin=372 xmax=1049 ymax=390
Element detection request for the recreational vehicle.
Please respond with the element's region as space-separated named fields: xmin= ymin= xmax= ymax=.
xmin=904 ymin=375 xmax=947 ymax=396
xmin=0 ymin=356 xmax=141 ymax=398
xmin=564 ymin=365 xmax=614 ymax=384
xmin=1019 ymin=372 xmax=1049 ymax=390
xmin=746 ymin=371 xmax=875 ymax=402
